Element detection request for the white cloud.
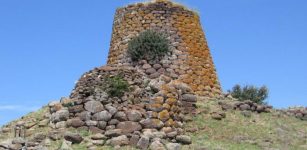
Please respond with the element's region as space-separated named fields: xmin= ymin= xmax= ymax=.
xmin=0 ymin=105 xmax=40 ymax=111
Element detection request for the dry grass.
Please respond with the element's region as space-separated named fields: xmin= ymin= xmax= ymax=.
xmin=182 ymin=100 xmax=307 ymax=150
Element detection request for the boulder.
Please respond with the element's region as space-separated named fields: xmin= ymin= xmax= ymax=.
xmin=84 ymin=101 xmax=104 ymax=113
xmin=129 ymin=135 xmax=140 ymax=146
xmin=149 ymin=140 xmax=166 ymax=150
xmin=68 ymin=105 xmax=84 ymax=113
xmin=137 ymin=136 xmax=150 ymax=150
xmin=91 ymin=133 xmax=107 ymax=140
xmin=114 ymin=111 xmax=128 ymax=121
xmin=78 ymin=111 xmax=91 ymax=121
xmin=153 ymin=64 xmax=162 ymax=69
xmin=176 ymin=135 xmax=191 ymax=144
xmin=116 ymin=121 xmax=142 ymax=134
xmin=105 ymin=129 xmax=122 ymax=137
xmin=85 ymin=120 xmax=98 ymax=126
xmin=142 ymin=64 xmax=152 ymax=69
xmin=140 ymin=119 xmax=164 ymax=129
xmin=55 ymin=121 xmax=66 ymax=129
xmin=92 ymin=111 xmax=112 ymax=121
xmin=89 ymin=126 xmax=104 ymax=134
xmin=211 ymin=113 xmax=223 ymax=120
xmin=64 ymin=132 xmax=83 ymax=144
xmin=166 ymin=143 xmax=181 ymax=150
xmin=109 ymin=135 xmax=129 ymax=146
xmin=108 ymin=119 xmax=120 ymax=125
xmin=158 ymin=110 xmax=170 ymax=122
xmin=256 ymin=105 xmax=265 ymax=112
xmin=105 ymin=105 xmax=118 ymax=116
xmin=51 ymin=109 xmax=69 ymax=123
xmin=181 ymin=94 xmax=197 ymax=102
xmin=9 ymin=144 xmax=22 ymax=150
xmin=12 ymin=137 xmax=26 ymax=145
xmin=67 ymin=118 xmax=85 ymax=128
xmin=127 ymin=110 xmax=142 ymax=122
xmin=97 ymin=121 xmax=107 ymax=129
xmin=239 ymin=104 xmax=251 ymax=111
xmin=146 ymin=68 xmax=157 ymax=75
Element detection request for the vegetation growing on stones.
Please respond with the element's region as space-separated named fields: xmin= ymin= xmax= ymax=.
xmin=228 ymin=84 xmax=269 ymax=104
xmin=127 ymin=30 xmax=170 ymax=62
xmin=104 ymin=75 xmax=129 ymax=97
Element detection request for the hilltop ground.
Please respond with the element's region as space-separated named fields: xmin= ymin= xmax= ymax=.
xmin=1 ymin=97 xmax=306 ymax=150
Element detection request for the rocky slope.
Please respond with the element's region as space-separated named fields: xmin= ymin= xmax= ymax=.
xmin=0 ymin=94 xmax=306 ymax=150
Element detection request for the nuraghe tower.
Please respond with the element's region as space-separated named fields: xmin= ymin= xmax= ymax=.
xmin=107 ymin=0 xmax=222 ymax=97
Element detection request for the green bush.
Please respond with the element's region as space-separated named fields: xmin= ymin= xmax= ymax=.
xmin=105 ymin=75 xmax=129 ymax=97
xmin=127 ymin=30 xmax=170 ymax=61
xmin=228 ymin=84 xmax=269 ymax=104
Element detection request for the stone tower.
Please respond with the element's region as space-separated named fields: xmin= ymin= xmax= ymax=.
xmin=107 ymin=0 xmax=222 ymax=97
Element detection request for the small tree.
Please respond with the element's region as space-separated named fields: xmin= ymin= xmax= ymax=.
xmin=127 ymin=30 xmax=170 ymax=62
xmin=105 ymin=75 xmax=129 ymax=97
xmin=228 ymin=84 xmax=269 ymax=104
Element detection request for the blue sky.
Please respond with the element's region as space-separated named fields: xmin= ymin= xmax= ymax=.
xmin=0 ymin=0 xmax=306 ymax=126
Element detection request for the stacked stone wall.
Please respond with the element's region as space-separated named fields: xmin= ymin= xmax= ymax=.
xmin=107 ymin=1 xmax=222 ymax=98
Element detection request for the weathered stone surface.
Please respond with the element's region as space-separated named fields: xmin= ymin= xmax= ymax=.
xmin=137 ymin=136 xmax=150 ymax=150
xmin=64 ymin=132 xmax=83 ymax=144
xmin=55 ymin=121 xmax=66 ymax=129
xmin=9 ymin=144 xmax=22 ymax=150
xmin=109 ymin=135 xmax=129 ymax=146
xmin=68 ymin=105 xmax=84 ymax=113
xmin=146 ymin=68 xmax=156 ymax=74
xmin=91 ymin=133 xmax=107 ymax=140
xmin=105 ymin=105 xmax=117 ymax=116
xmin=147 ymin=104 xmax=164 ymax=112
xmin=166 ymin=131 xmax=178 ymax=138
xmin=51 ymin=109 xmax=69 ymax=123
xmin=85 ymin=101 xmax=104 ymax=113
xmin=149 ymin=140 xmax=166 ymax=150
xmin=89 ymin=126 xmax=104 ymax=134
xmin=49 ymin=101 xmax=62 ymax=113
xmin=129 ymin=135 xmax=140 ymax=146
xmin=114 ymin=111 xmax=128 ymax=121
xmin=105 ymin=129 xmax=122 ymax=137
xmin=142 ymin=64 xmax=152 ymax=69
xmin=12 ymin=137 xmax=26 ymax=145
xmin=48 ymin=131 xmax=63 ymax=141
xmin=67 ymin=118 xmax=85 ymax=128
xmin=152 ymin=131 xmax=166 ymax=139
xmin=97 ymin=121 xmax=107 ymax=129
xmin=211 ymin=112 xmax=224 ymax=120
xmin=0 ymin=141 xmax=10 ymax=149
xmin=176 ymin=135 xmax=191 ymax=144
xmin=153 ymin=64 xmax=162 ymax=69
xmin=78 ymin=111 xmax=91 ymax=121
xmin=127 ymin=110 xmax=142 ymax=122
xmin=116 ymin=121 xmax=142 ymax=134
xmin=240 ymin=104 xmax=251 ymax=111
xmin=256 ymin=105 xmax=265 ymax=112
xmin=166 ymin=143 xmax=181 ymax=150
xmin=32 ymin=132 xmax=47 ymax=143
xmin=108 ymin=119 xmax=119 ymax=125
xmin=86 ymin=120 xmax=98 ymax=126
xmin=140 ymin=119 xmax=164 ymax=129
xmin=158 ymin=110 xmax=170 ymax=122
xmin=181 ymin=94 xmax=197 ymax=102
xmin=92 ymin=111 xmax=112 ymax=121
xmin=92 ymin=139 xmax=105 ymax=146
